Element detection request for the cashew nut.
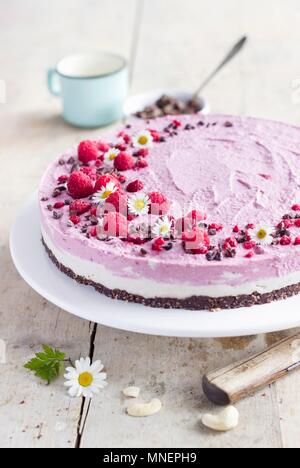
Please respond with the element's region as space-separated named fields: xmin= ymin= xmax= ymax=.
xmin=123 ymin=386 xmax=140 ymax=398
xmin=126 ymin=398 xmax=162 ymax=417
xmin=201 ymin=406 xmax=239 ymax=432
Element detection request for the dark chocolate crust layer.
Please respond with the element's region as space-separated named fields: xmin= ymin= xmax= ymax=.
xmin=42 ymin=237 xmax=300 ymax=311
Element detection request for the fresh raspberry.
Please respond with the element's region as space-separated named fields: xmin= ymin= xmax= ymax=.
xmin=69 ymin=200 xmax=91 ymax=215
xmin=78 ymin=140 xmax=98 ymax=164
xmin=183 ymin=228 xmax=210 ymax=254
xmin=53 ymin=202 xmax=65 ymax=209
xmin=136 ymin=148 xmax=149 ymax=158
xmin=95 ymin=159 xmax=103 ymax=167
xmin=90 ymin=227 xmax=97 ymax=237
xmin=136 ymin=158 xmax=148 ymax=169
xmin=90 ymin=207 xmax=97 ymax=216
xmin=278 ymin=219 xmax=294 ymax=229
xmin=69 ymin=215 xmax=80 ymax=225
xmin=117 ymin=174 xmax=127 ymax=184
xmin=224 ymin=237 xmax=237 ymax=248
xmin=245 ymin=251 xmax=254 ymax=259
xmin=126 ymin=180 xmax=144 ymax=193
xmin=94 ymin=174 xmax=121 ymax=192
xmin=67 ymin=171 xmax=94 ymax=199
xmin=233 ymin=225 xmax=240 ymax=233
xmin=123 ymin=134 xmax=131 ymax=144
xmin=114 ymin=152 xmax=135 ymax=172
xmin=247 ymin=223 xmax=255 ymax=230
xmin=105 ymin=191 xmax=128 ymax=215
xmin=243 ymin=240 xmax=256 ymax=250
xmin=148 ymin=129 xmax=161 ymax=142
xmin=295 ymin=219 xmax=300 ymax=228
xmin=127 ymin=214 xmax=137 ymax=222
xmin=97 ymin=141 xmax=110 ymax=153
xmin=80 ymin=166 xmax=98 ymax=180
xmin=116 ymin=143 xmax=128 ymax=152
xmin=280 ymin=236 xmax=292 ymax=246
xmin=58 ymin=175 xmax=69 ymax=184
xmin=294 ymin=237 xmax=300 ymax=245
xmin=148 ymin=192 xmax=170 ymax=215
xmin=103 ymin=212 xmax=128 ymax=238
xmin=209 ymin=223 xmax=224 ymax=232
xmin=152 ymin=237 xmax=166 ymax=252
xmin=172 ymin=119 xmax=182 ymax=128
xmin=292 ymin=204 xmax=300 ymax=211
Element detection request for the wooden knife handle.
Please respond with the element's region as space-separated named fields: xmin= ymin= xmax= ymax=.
xmin=203 ymin=333 xmax=300 ymax=406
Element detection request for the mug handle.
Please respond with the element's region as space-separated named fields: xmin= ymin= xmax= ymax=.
xmin=47 ymin=68 xmax=60 ymax=96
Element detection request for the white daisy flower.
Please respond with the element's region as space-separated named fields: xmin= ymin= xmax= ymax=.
xmin=92 ymin=182 xmax=117 ymax=204
xmin=132 ymin=130 xmax=153 ymax=149
xmin=152 ymin=216 xmax=172 ymax=238
xmin=250 ymin=224 xmax=273 ymax=245
xmin=64 ymin=357 xmax=107 ymax=399
xmin=104 ymin=148 xmax=120 ymax=163
xmin=128 ymin=193 xmax=150 ymax=216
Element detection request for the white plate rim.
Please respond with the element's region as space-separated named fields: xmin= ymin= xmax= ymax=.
xmin=9 ymin=194 xmax=300 ymax=338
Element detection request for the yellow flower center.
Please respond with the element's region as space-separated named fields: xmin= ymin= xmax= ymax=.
xmin=102 ymin=190 xmax=113 ymax=199
xmin=257 ymin=229 xmax=267 ymax=239
xmin=134 ymin=199 xmax=146 ymax=211
xmin=138 ymin=135 xmax=148 ymax=146
xmin=78 ymin=372 xmax=93 ymax=388
xmin=160 ymin=224 xmax=169 ymax=234
xmin=109 ymin=153 xmax=117 ymax=161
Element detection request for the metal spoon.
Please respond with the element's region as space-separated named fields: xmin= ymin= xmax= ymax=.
xmin=193 ymin=35 xmax=248 ymax=99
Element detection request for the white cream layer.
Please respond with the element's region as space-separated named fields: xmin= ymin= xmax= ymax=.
xmin=42 ymin=228 xmax=300 ymax=300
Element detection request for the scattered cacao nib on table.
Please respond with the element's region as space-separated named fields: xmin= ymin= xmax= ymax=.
xmin=135 ymin=94 xmax=204 ymax=120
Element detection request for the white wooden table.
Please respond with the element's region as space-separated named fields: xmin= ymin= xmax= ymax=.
xmin=1 ymin=0 xmax=300 ymax=448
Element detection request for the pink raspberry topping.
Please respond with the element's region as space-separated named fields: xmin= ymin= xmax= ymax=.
xmin=97 ymin=141 xmax=110 ymax=153
xmin=136 ymin=148 xmax=149 ymax=158
xmin=245 ymin=251 xmax=254 ymax=259
xmin=58 ymin=175 xmax=69 ymax=184
xmin=69 ymin=215 xmax=80 ymax=225
xmin=78 ymin=140 xmax=98 ymax=164
xmin=152 ymin=237 xmax=166 ymax=252
xmin=223 ymin=237 xmax=238 ymax=250
xmin=80 ymin=166 xmax=98 ymax=180
xmin=295 ymin=219 xmax=300 ymax=228
xmin=136 ymin=158 xmax=148 ymax=169
xmin=280 ymin=236 xmax=292 ymax=246
xmin=292 ymin=204 xmax=300 ymax=211
xmin=67 ymin=171 xmax=94 ymax=199
xmin=114 ymin=152 xmax=135 ymax=172
xmin=243 ymin=240 xmax=256 ymax=250
xmin=126 ymin=179 xmax=144 ymax=193
xmin=294 ymin=237 xmax=300 ymax=245
xmin=94 ymin=174 xmax=120 ymax=192
xmin=69 ymin=200 xmax=91 ymax=215
xmin=53 ymin=202 xmax=65 ymax=209
xmin=209 ymin=223 xmax=223 ymax=232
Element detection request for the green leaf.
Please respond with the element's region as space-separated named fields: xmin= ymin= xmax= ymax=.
xmin=24 ymin=345 xmax=66 ymax=384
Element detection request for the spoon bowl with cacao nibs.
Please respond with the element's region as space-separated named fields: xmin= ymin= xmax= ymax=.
xmin=124 ymin=36 xmax=247 ymax=120
xmin=123 ymin=89 xmax=210 ymax=120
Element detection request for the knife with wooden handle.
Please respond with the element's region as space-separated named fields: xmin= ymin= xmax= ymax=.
xmin=203 ymin=333 xmax=300 ymax=406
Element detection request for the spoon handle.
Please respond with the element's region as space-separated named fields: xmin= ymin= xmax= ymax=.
xmin=194 ymin=35 xmax=248 ymax=98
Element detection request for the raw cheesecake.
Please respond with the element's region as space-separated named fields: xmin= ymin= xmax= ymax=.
xmin=39 ymin=114 xmax=300 ymax=310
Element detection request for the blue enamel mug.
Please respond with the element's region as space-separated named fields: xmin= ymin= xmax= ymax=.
xmin=48 ymin=52 xmax=128 ymax=128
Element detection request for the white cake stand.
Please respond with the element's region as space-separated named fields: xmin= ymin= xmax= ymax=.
xmin=9 ymin=195 xmax=300 ymax=338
